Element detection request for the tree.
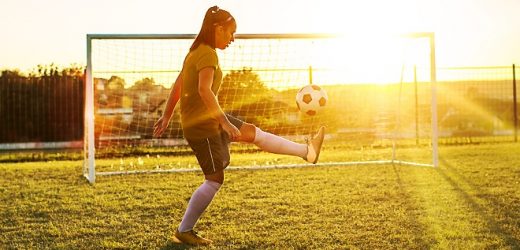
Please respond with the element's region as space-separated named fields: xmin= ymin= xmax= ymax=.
xmin=217 ymin=68 xmax=301 ymax=132
xmin=107 ymin=75 xmax=125 ymax=90
xmin=131 ymin=77 xmax=156 ymax=92
xmin=218 ymin=67 xmax=271 ymax=111
xmin=0 ymin=69 xmax=23 ymax=78
xmin=61 ymin=63 xmax=85 ymax=77
xmin=29 ymin=63 xmax=85 ymax=77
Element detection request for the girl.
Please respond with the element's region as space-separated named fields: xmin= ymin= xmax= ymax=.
xmin=153 ymin=6 xmax=325 ymax=245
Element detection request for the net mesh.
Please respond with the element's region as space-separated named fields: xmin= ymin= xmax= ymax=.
xmin=86 ymin=34 xmax=435 ymax=174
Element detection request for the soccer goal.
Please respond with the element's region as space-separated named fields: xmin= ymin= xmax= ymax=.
xmin=84 ymin=33 xmax=438 ymax=184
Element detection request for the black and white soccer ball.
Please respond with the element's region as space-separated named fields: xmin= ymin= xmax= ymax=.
xmin=295 ymin=84 xmax=328 ymax=116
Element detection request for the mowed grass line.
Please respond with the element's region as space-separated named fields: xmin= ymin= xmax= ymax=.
xmin=0 ymin=143 xmax=518 ymax=249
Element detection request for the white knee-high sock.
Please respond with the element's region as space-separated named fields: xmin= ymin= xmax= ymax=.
xmin=178 ymin=180 xmax=221 ymax=232
xmin=253 ymin=127 xmax=307 ymax=158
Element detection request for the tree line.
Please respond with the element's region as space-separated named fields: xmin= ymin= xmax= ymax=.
xmin=0 ymin=64 xmax=84 ymax=143
xmin=0 ymin=64 xmax=332 ymax=145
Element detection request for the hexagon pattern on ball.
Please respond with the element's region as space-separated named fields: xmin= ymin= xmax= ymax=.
xmin=295 ymin=84 xmax=328 ymax=116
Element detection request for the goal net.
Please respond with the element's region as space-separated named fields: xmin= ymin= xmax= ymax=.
xmin=85 ymin=33 xmax=438 ymax=183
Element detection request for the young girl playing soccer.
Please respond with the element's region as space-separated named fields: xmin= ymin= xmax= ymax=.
xmin=153 ymin=6 xmax=325 ymax=245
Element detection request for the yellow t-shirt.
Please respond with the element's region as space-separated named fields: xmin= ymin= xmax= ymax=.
xmin=180 ymin=44 xmax=223 ymax=139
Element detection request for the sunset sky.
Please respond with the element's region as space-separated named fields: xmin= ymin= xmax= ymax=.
xmin=2 ymin=0 xmax=520 ymax=73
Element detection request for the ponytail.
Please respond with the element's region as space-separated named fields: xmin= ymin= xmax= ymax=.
xmin=190 ymin=6 xmax=235 ymax=51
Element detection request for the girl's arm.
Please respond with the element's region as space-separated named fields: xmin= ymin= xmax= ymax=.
xmin=198 ymin=67 xmax=241 ymax=139
xmin=153 ymin=73 xmax=182 ymax=137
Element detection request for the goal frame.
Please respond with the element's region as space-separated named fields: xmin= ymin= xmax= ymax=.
xmin=84 ymin=33 xmax=439 ymax=184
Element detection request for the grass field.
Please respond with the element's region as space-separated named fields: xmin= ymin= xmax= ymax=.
xmin=1 ymin=142 xmax=519 ymax=249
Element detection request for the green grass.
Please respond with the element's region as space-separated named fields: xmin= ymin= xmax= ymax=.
xmin=0 ymin=143 xmax=519 ymax=249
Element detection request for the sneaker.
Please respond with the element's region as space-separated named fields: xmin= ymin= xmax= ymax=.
xmin=172 ymin=229 xmax=213 ymax=246
xmin=305 ymin=126 xmax=325 ymax=164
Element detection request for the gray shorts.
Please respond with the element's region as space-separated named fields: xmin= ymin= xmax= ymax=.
xmin=186 ymin=114 xmax=244 ymax=175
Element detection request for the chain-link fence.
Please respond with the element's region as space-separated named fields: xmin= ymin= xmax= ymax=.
xmin=436 ymin=65 xmax=518 ymax=143
xmin=0 ymin=65 xmax=518 ymax=151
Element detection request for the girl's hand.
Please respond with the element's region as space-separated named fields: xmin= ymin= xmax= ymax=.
xmin=222 ymin=121 xmax=241 ymax=141
xmin=153 ymin=116 xmax=169 ymax=137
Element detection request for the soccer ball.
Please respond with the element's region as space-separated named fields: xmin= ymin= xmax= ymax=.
xmin=295 ymin=84 xmax=328 ymax=116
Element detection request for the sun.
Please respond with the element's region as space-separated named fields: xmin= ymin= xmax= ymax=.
xmin=301 ymin=1 xmax=436 ymax=85
xmin=307 ymin=34 xmax=432 ymax=85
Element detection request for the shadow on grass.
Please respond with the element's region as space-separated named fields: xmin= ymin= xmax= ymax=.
xmin=436 ymin=157 xmax=520 ymax=248
xmin=391 ymin=164 xmax=435 ymax=248
xmin=159 ymin=240 xmax=195 ymax=250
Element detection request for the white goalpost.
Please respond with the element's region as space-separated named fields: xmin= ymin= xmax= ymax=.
xmin=84 ymin=33 xmax=438 ymax=184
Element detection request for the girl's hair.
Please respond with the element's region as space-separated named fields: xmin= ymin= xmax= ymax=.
xmin=190 ymin=6 xmax=235 ymax=51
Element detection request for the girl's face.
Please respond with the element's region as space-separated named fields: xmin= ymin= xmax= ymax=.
xmin=215 ymin=21 xmax=236 ymax=50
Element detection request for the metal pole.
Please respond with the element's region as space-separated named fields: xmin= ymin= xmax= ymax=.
xmin=429 ymin=34 xmax=439 ymax=167
xmin=414 ymin=65 xmax=419 ymax=145
xmin=309 ymin=65 xmax=313 ymax=85
xmin=514 ymin=64 xmax=518 ymax=142
xmin=85 ymin=35 xmax=96 ymax=184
